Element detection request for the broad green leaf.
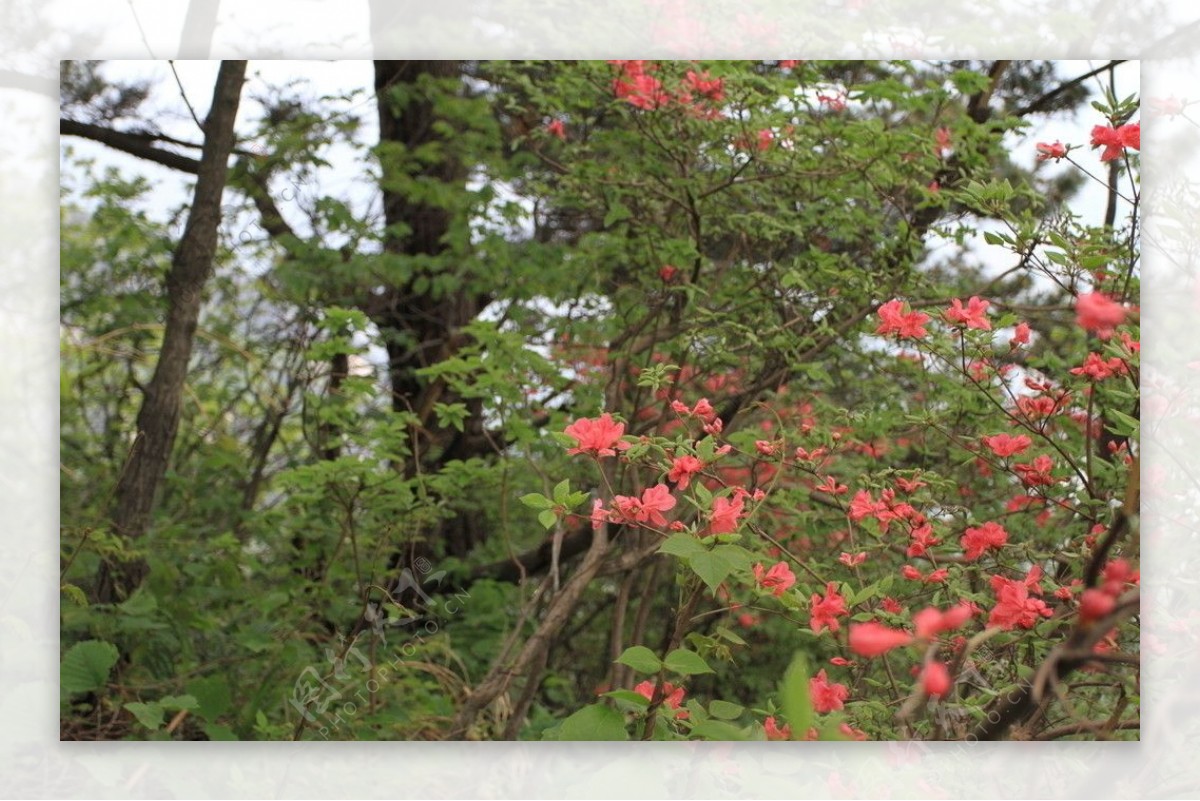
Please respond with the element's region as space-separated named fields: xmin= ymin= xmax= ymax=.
xmin=125 ymin=701 xmax=165 ymax=730
xmin=519 ymin=492 xmax=553 ymax=509
xmin=708 ymin=700 xmax=745 ymax=720
xmin=780 ymin=653 xmax=814 ymax=739
xmin=603 ymin=689 xmax=651 ymax=709
xmin=203 ymin=723 xmax=239 ymax=741
xmin=658 ymin=532 xmax=706 ymax=559
xmin=689 ymin=551 xmax=735 ymax=592
xmin=60 ymin=640 xmax=119 ymax=696
xmin=664 ymin=648 xmax=714 ymax=676
xmin=616 ymin=645 xmax=662 ymax=674
xmin=118 ymin=587 xmax=158 ymax=616
xmin=557 ymin=703 xmax=629 ymax=741
xmin=159 ymin=694 xmax=198 ymax=711
xmin=60 ymin=583 xmax=88 ymax=607
xmin=715 ymin=626 xmax=747 ymax=646
xmin=186 ymin=676 xmax=231 ymax=721
xmin=537 ymin=509 xmax=558 ymax=529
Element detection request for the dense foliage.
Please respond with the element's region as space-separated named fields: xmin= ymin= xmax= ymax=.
xmin=60 ymin=59 xmax=1139 ymax=741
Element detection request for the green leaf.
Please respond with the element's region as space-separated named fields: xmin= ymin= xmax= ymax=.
xmin=715 ymin=626 xmax=747 ymax=646
xmin=689 ymin=550 xmax=736 ymax=592
xmin=616 ymin=645 xmax=662 ymax=674
xmin=159 ymin=694 xmax=198 ymax=711
xmin=1107 ymin=409 xmax=1139 ymax=437
xmin=557 ymin=703 xmax=629 ymax=740
xmin=186 ymin=676 xmax=232 ymax=721
xmin=519 ymin=492 xmax=553 ymax=509
xmin=60 ymin=640 xmax=119 ymax=696
xmin=708 ymin=700 xmax=745 ymax=720
xmin=61 ymin=583 xmax=88 ymax=607
xmin=663 ymin=648 xmax=714 ymax=676
xmin=537 ymin=509 xmax=558 ymax=529
xmin=552 ymin=478 xmax=570 ymax=504
xmin=118 ymin=587 xmax=158 ymax=616
xmin=125 ymin=701 xmax=165 ymax=730
xmin=202 ymin=723 xmax=239 ymax=741
xmin=688 ymin=720 xmax=750 ymax=741
xmin=780 ymin=652 xmax=814 ymax=739
xmin=603 ymin=689 xmax=651 ymax=709
xmin=658 ymin=532 xmax=706 ymax=559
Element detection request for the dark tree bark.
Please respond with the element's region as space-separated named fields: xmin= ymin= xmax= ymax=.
xmin=95 ymin=61 xmax=247 ymax=604
xmin=370 ymin=61 xmax=490 ymax=574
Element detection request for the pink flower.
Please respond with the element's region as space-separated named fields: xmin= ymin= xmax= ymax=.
xmin=764 ymin=716 xmax=792 ymax=740
xmin=1070 ymin=352 xmax=1128 ymax=381
xmin=636 ymin=484 xmax=677 ymax=527
xmin=809 ymin=669 xmax=849 ymax=713
xmin=943 ymin=296 xmax=991 ymax=330
xmin=633 ymin=680 xmax=688 ymax=717
xmin=708 ymin=495 xmax=745 ymax=535
xmin=876 ymin=299 xmax=930 ymax=339
xmin=591 ymin=498 xmax=609 ymax=529
xmin=756 ymin=128 xmax=775 ymax=151
xmin=1079 ymin=588 xmax=1116 ymax=623
xmin=981 ymin=433 xmax=1032 ymax=458
xmin=683 ymin=70 xmax=724 ymax=102
xmin=901 ymin=565 xmax=922 ymax=581
xmin=925 ymin=568 xmax=949 ymax=584
xmin=1091 ymin=123 xmax=1139 ymax=161
xmin=1014 ymin=454 xmax=1056 ymax=488
xmin=848 ymin=621 xmax=913 ymax=657
xmin=755 ymin=440 xmax=777 ymax=457
xmin=612 ymin=61 xmax=668 ymax=110
xmin=809 ymin=581 xmax=848 ymax=634
xmin=667 ymin=454 xmax=704 ymax=489
xmin=960 ymin=521 xmax=1008 ymax=560
xmin=1011 ymin=322 xmax=1031 ymax=347
xmin=906 ymin=524 xmax=941 ymax=558
xmin=659 ymin=264 xmax=679 ymax=282
xmin=564 ymin=413 xmax=629 ymax=457
xmin=921 ymin=661 xmax=952 ymax=698
xmin=753 ymin=561 xmax=797 ymax=597
xmin=987 ymin=574 xmax=1053 ymax=630
xmin=1075 ymin=292 xmax=1128 ymax=338
xmin=839 ymin=551 xmax=867 ymax=567
xmin=848 ymin=490 xmax=882 ymax=522
xmin=880 ymin=597 xmax=903 ymax=614
xmin=934 ymin=126 xmax=953 ymax=158
xmin=913 ymin=603 xmax=975 ymax=640
xmin=815 ymin=475 xmax=848 ymax=495
xmin=545 ymin=118 xmax=566 ymax=140
xmin=1036 ymin=141 xmax=1067 ymax=161
xmin=817 ymin=91 xmax=847 ymax=111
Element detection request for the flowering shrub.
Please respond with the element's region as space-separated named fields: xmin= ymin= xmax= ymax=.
xmin=520 ymin=65 xmax=1139 ymax=741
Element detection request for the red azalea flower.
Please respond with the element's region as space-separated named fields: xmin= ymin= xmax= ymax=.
xmin=564 ymin=413 xmax=629 ymax=457
xmin=810 ymin=581 xmax=848 ymax=633
xmin=753 ymin=561 xmax=797 ymax=597
xmin=1036 ymin=141 xmax=1067 ymax=161
xmin=848 ymin=621 xmax=913 ymax=656
xmin=943 ymin=296 xmax=991 ymax=330
xmin=809 ymin=669 xmax=850 ymax=713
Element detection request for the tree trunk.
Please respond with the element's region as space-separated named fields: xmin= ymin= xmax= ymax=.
xmin=371 ymin=60 xmax=489 ymax=578
xmin=95 ymin=60 xmax=247 ymax=604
